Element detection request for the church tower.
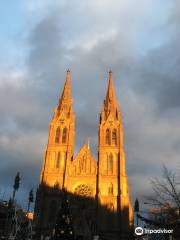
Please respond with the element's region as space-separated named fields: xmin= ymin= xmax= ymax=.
xmin=34 ymin=70 xmax=75 ymax=232
xmin=97 ymin=71 xmax=132 ymax=237
xmin=40 ymin=69 xmax=75 ymax=189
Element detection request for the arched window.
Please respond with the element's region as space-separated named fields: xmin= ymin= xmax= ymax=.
xmin=106 ymin=154 xmax=109 ymax=172
xmin=105 ymin=129 xmax=111 ymax=145
xmin=107 ymin=203 xmax=114 ymax=212
xmin=112 ymin=129 xmax=117 ymax=145
xmin=55 ymin=127 xmax=60 ymax=143
xmin=108 ymin=153 xmax=113 ymax=173
xmin=56 ymin=152 xmax=61 ymax=168
xmin=108 ymin=183 xmax=113 ymax=195
xmin=62 ymin=127 xmax=67 ymax=143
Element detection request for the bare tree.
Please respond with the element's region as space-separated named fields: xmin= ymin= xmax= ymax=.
xmin=144 ymin=165 xmax=180 ymax=239
xmin=147 ymin=165 xmax=180 ymax=212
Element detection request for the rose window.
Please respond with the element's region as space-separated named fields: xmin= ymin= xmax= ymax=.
xmin=74 ymin=184 xmax=92 ymax=197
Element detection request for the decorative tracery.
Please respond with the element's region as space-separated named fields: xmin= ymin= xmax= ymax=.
xmin=74 ymin=184 xmax=92 ymax=197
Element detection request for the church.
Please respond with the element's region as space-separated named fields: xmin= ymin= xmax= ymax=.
xmin=34 ymin=70 xmax=133 ymax=240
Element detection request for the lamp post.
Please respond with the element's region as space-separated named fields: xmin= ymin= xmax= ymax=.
xmin=134 ymin=198 xmax=140 ymax=226
xmin=5 ymin=172 xmax=21 ymax=239
xmin=27 ymin=189 xmax=34 ymax=214
xmin=12 ymin=172 xmax=20 ymax=205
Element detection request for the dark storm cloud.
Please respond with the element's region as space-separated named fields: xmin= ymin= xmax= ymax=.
xmin=130 ymin=44 xmax=180 ymax=112
xmin=27 ymin=12 xmax=65 ymax=84
xmin=126 ymin=2 xmax=180 ymax=113
xmin=0 ymin=1 xmax=180 ymax=205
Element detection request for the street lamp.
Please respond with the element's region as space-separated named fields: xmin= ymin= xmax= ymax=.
xmin=134 ymin=198 xmax=140 ymax=226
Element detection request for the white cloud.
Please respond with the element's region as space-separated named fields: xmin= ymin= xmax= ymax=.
xmin=0 ymin=68 xmax=26 ymax=89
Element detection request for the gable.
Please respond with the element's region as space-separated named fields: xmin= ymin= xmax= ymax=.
xmin=69 ymin=144 xmax=97 ymax=176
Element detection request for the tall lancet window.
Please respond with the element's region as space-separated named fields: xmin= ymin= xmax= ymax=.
xmin=108 ymin=182 xmax=113 ymax=195
xmin=56 ymin=152 xmax=61 ymax=168
xmin=108 ymin=153 xmax=113 ymax=173
xmin=62 ymin=127 xmax=67 ymax=143
xmin=105 ymin=129 xmax=111 ymax=145
xmin=112 ymin=129 xmax=117 ymax=145
xmin=55 ymin=127 xmax=60 ymax=143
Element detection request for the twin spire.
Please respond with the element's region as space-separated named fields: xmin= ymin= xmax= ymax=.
xmin=58 ymin=70 xmax=119 ymax=117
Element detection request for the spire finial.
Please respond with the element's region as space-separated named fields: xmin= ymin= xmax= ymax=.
xmin=87 ymin=138 xmax=90 ymax=150
xmin=109 ymin=69 xmax=112 ymax=79
xmin=66 ymin=69 xmax=71 ymax=82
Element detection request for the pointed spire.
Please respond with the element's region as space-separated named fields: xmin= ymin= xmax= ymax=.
xmin=106 ymin=70 xmax=116 ymax=103
xmin=63 ymin=69 xmax=71 ymax=99
xmin=104 ymin=70 xmax=119 ymax=116
xmin=58 ymin=69 xmax=72 ymax=113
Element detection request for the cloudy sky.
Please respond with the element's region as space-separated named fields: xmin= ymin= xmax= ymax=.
xmin=0 ymin=0 xmax=180 ymax=209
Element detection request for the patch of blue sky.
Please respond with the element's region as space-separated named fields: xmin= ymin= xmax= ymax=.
xmin=135 ymin=0 xmax=174 ymax=55
xmin=0 ymin=1 xmax=26 ymax=35
xmin=0 ymin=1 xmax=42 ymax=68
xmin=0 ymin=1 xmax=27 ymax=66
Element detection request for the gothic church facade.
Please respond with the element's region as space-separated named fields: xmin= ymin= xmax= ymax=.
xmin=34 ymin=70 xmax=133 ymax=240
